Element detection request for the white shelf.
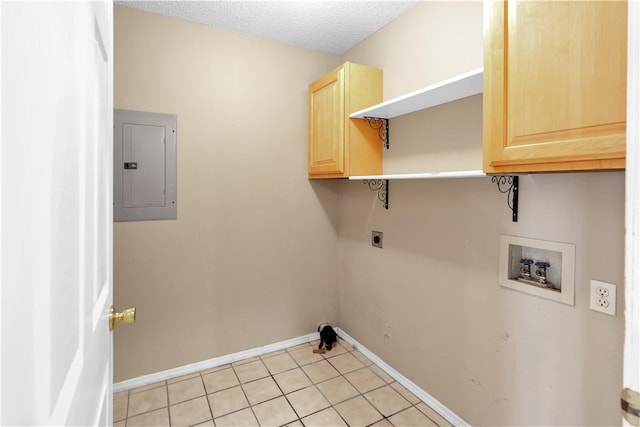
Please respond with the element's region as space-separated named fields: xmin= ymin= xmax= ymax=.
xmin=349 ymin=170 xmax=486 ymax=181
xmin=349 ymin=68 xmax=483 ymax=119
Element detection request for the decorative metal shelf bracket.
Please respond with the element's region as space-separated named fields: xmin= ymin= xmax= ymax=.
xmin=363 ymin=179 xmax=389 ymax=210
xmin=363 ymin=117 xmax=389 ymax=149
xmin=492 ymin=175 xmax=519 ymax=222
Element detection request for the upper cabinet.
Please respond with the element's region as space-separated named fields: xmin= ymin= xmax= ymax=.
xmin=483 ymin=1 xmax=627 ymax=173
xmin=308 ymin=62 xmax=383 ymax=179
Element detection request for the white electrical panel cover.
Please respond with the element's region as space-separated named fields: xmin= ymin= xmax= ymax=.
xmin=114 ymin=109 xmax=177 ymax=221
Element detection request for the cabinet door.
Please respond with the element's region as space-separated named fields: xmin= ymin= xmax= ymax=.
xmin=484 ymin=1 xmax=627 ymax=173
xmin=308 ymin=66 xmax=346 ymax=177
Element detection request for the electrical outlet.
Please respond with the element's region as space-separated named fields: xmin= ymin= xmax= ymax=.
xmin=590 ymin=280 xmax=616 ymax=316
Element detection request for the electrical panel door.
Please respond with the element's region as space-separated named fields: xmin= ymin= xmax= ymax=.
xmin=114 ymin=109 xmax=177 ymax=221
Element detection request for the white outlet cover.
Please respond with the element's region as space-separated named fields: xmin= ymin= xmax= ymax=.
xmin=590 ymin=280 xmax=616 ymax=316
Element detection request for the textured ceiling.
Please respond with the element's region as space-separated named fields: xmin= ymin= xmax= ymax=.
xmin=116 ymin=1 xmax=419 ymax=54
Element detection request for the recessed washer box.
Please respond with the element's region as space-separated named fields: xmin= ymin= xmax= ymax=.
xmin=114 ymin=109 xmax=177 ymax=222
xmin=499 ymin=235 xmax=575 ymax=306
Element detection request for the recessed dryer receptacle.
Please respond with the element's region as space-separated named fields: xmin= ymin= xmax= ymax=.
xmin=372 ymin=231 xmax=383 ymax=248
xmin=499 ymin=235 xmax=575 ymax=306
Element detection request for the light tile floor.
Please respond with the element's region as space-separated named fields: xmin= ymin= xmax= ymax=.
xmin=114 ymin=340 xmax=453 ymax=427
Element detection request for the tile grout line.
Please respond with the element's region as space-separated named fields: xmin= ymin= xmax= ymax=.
xmin=270 ymin=340 xmax=324 ymax=425
xmin=264 ymin=340 xmax=335 ymax=425
xmin=125 ymin=390 xmax=130 ymax=424
xmin=290 ymin=341 xmax=339 ymax=422
xmin=265 ymin=350 xmax=303 ymax=426
xmin=233 ymin=359 xmax=264 ymax=426
xmin=163 ymin=381 xmax=171 ymax=427
xmin=199 ymin=372 xmax=215 ymax=426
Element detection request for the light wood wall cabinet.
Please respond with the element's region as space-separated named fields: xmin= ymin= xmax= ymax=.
xmin=483 ymin=1 xmax=627 ymax=173
xmin=308 ymin=62 xmax=383 ymax=178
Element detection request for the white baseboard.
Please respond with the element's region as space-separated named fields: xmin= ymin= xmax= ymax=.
xmin=114 ymin=328 xmax=468 ymax=426
xmin=113 ymin=333 xmax=317 ymax=393
xmin=335 ymin=327 xmax=469 ymax=427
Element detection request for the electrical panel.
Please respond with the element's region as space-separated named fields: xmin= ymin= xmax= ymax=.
xmin=114 ymin=109 xmax=177 ymax=222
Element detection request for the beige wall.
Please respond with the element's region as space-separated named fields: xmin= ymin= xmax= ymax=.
xmin=115 ymin=3 xmax=626 ymax=426
xmin=113 ymin=5 xmax=341 ymax=381
xmin=340 ymin=2 xmax=625 ymax=426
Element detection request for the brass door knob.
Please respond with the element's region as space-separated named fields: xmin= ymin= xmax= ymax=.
xmin=109 ymin=306 xmax=136 ymax=331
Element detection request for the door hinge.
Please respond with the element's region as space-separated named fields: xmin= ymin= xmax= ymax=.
xmin=622 ymin=388 xmax=640 ymax=426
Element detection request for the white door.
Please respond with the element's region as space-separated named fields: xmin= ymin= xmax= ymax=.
xmin=624 ymin=2 xmax=640 ymax=426
xmin=0 ymin=1 xmax=114 ymax=425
